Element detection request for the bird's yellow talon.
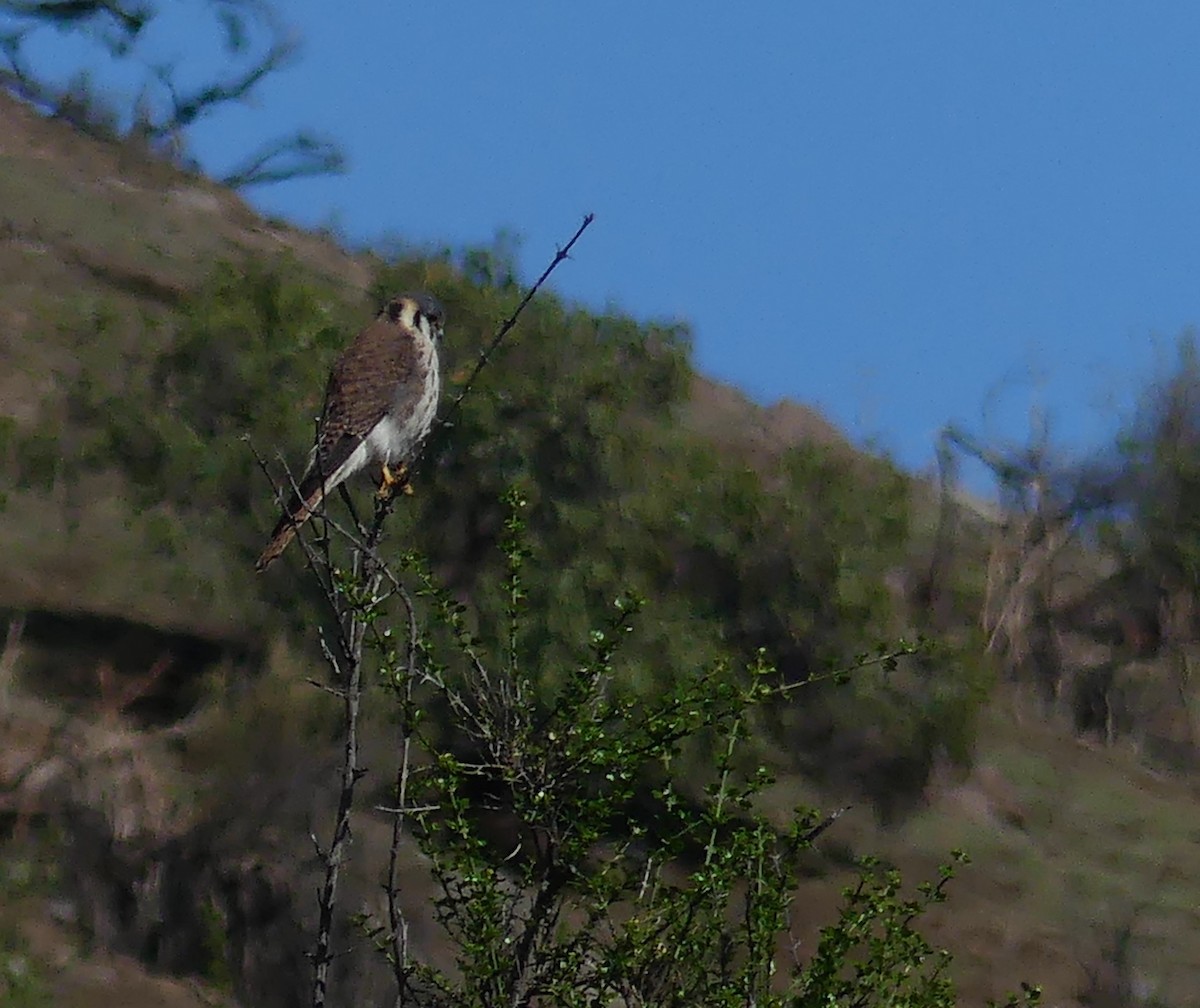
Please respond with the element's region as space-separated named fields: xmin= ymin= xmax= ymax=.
xmin=378 ymin=462 xmax=412 ymax=499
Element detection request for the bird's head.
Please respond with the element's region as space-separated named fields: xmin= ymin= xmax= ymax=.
xmin=382 ymin=292 xmax=445 ymax=343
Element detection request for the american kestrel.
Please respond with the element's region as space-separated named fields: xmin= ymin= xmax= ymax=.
xmin=255 ymin=292 xmax=444 ymax=571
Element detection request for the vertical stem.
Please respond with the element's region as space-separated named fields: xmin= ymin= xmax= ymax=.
xmin=311 ymin=507 xmax=386 ymax=1008
xmin=387 ymin=581 xmax=421 ymax=1007
xmin=388 ymin=734 xmax=413 ymax=1005
xmin=704 ymin=714 xmax=742 ymax=867
xmin=311 ymin=601 xmax=366 ymax=1008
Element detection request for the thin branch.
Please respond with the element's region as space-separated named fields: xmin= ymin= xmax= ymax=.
xmin=375 ymin=803 xmax=439 ymax=816
xmin=219 ymin=130 xmax=346 ymax=189
xmin=438 ymin=212 xmax=595 ymax=435
xmin=798 ymin=805 xmax=851 ymax=845
xmin=147 ymin=31 xmax=294 ymax=137
xmin=772 ymin=644 xmax=921 ymax=697
xmin=306 ymin=677 xmax=346 ymax=699
xmin=0 ymin=0 xmax=149 ymax=36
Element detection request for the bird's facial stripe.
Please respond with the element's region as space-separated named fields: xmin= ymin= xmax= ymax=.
xmin=416 ymin=309 xmax=443 ymax=340
xmin=383 ymin=293 xmax=444 ymax=339
xmin=383 ymin=297 xmax=422 ymax=331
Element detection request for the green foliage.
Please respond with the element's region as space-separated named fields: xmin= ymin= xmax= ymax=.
xmin=333 ymin=494 xmax=1038 ymax=1007
xmin=54 ymin=257 xmax=345 ymax=551
xmin=1118 ymin=334 xmax=1200 ymax=597
xmin=198 ymin=897 xmax=234 ymax=993
xmin=0 ymin=948 xmax=50 ymax=1008
xmin=798 ymin=852 xmax=1040 ymax=1008
xmin=0 ymin=848 xmax=54 ymax=1008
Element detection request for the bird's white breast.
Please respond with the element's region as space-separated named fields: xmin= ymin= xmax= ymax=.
xmin=366 ymin=331 xmax=440 ymax=464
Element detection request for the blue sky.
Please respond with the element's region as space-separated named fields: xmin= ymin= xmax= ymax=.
xmin=22 ymin=3 xmax=1200 ymax=484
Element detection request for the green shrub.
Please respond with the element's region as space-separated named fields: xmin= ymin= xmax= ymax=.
xmin=308 ymin=490 xmax=1038 ymax=1008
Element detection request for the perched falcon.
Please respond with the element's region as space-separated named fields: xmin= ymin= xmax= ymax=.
xmin=255 ymin=292 xmax=444 ymax=572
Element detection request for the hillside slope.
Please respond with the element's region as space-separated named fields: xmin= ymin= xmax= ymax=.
xmin=0 ymin=88 xmax=856 ymax=639
xmin=1 ymin=92 xmax=1197 ymax=1008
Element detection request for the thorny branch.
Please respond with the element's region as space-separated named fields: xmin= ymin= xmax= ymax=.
xmin=439 ymin=213 xmax=595 ymax=434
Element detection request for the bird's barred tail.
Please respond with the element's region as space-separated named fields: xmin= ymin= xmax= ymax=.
xmin=254 ymin=479 xmax=326 ymax=572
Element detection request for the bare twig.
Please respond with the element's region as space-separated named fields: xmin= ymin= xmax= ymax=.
xmin=375 ymin=803 xmax=439 ymax=816
xmin=0 ymin=614 xmax=25 ymax=700
xmin=0 ymin=1 xmax=148 ymax=36
xmin=798 ymin=805 xmax=851 ymax=845
xmin=2 ymin=1 xmax=346 ymax=187
xmin=305 ymin=677 xmax=346 ymax=699
xmin=384 ymin=577 xmax=421 ymax=1004
xmin=146 ymin=19 xmax=295 ymax=137
xmin=219 ymin=130 xmax=346 ymax=189
xmin=438 ymin=212 xmax=595 ymax=435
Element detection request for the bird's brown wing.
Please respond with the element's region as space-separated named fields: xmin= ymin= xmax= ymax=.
xmin=256 ymin=316 xmax=418 ymax=571
xmin=312 ymin=317 xmax=418 ymax=473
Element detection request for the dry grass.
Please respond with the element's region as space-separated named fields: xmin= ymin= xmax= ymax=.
xmin=0 ymin=89 xmax=374 ymax=634
xmin=899 ymin=709 xmax=1195 ymax=1005
xmin=755 ymin=697 xmax=1200 ymax=1006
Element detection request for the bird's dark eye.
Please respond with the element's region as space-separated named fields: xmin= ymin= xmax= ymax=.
xmin=386 ymin=300 xmax=404 ymax=322
xmin=416 ymin=309 xmax=442 ymax=336
xmin=420 ymin=299 xmax=444 ymax=326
